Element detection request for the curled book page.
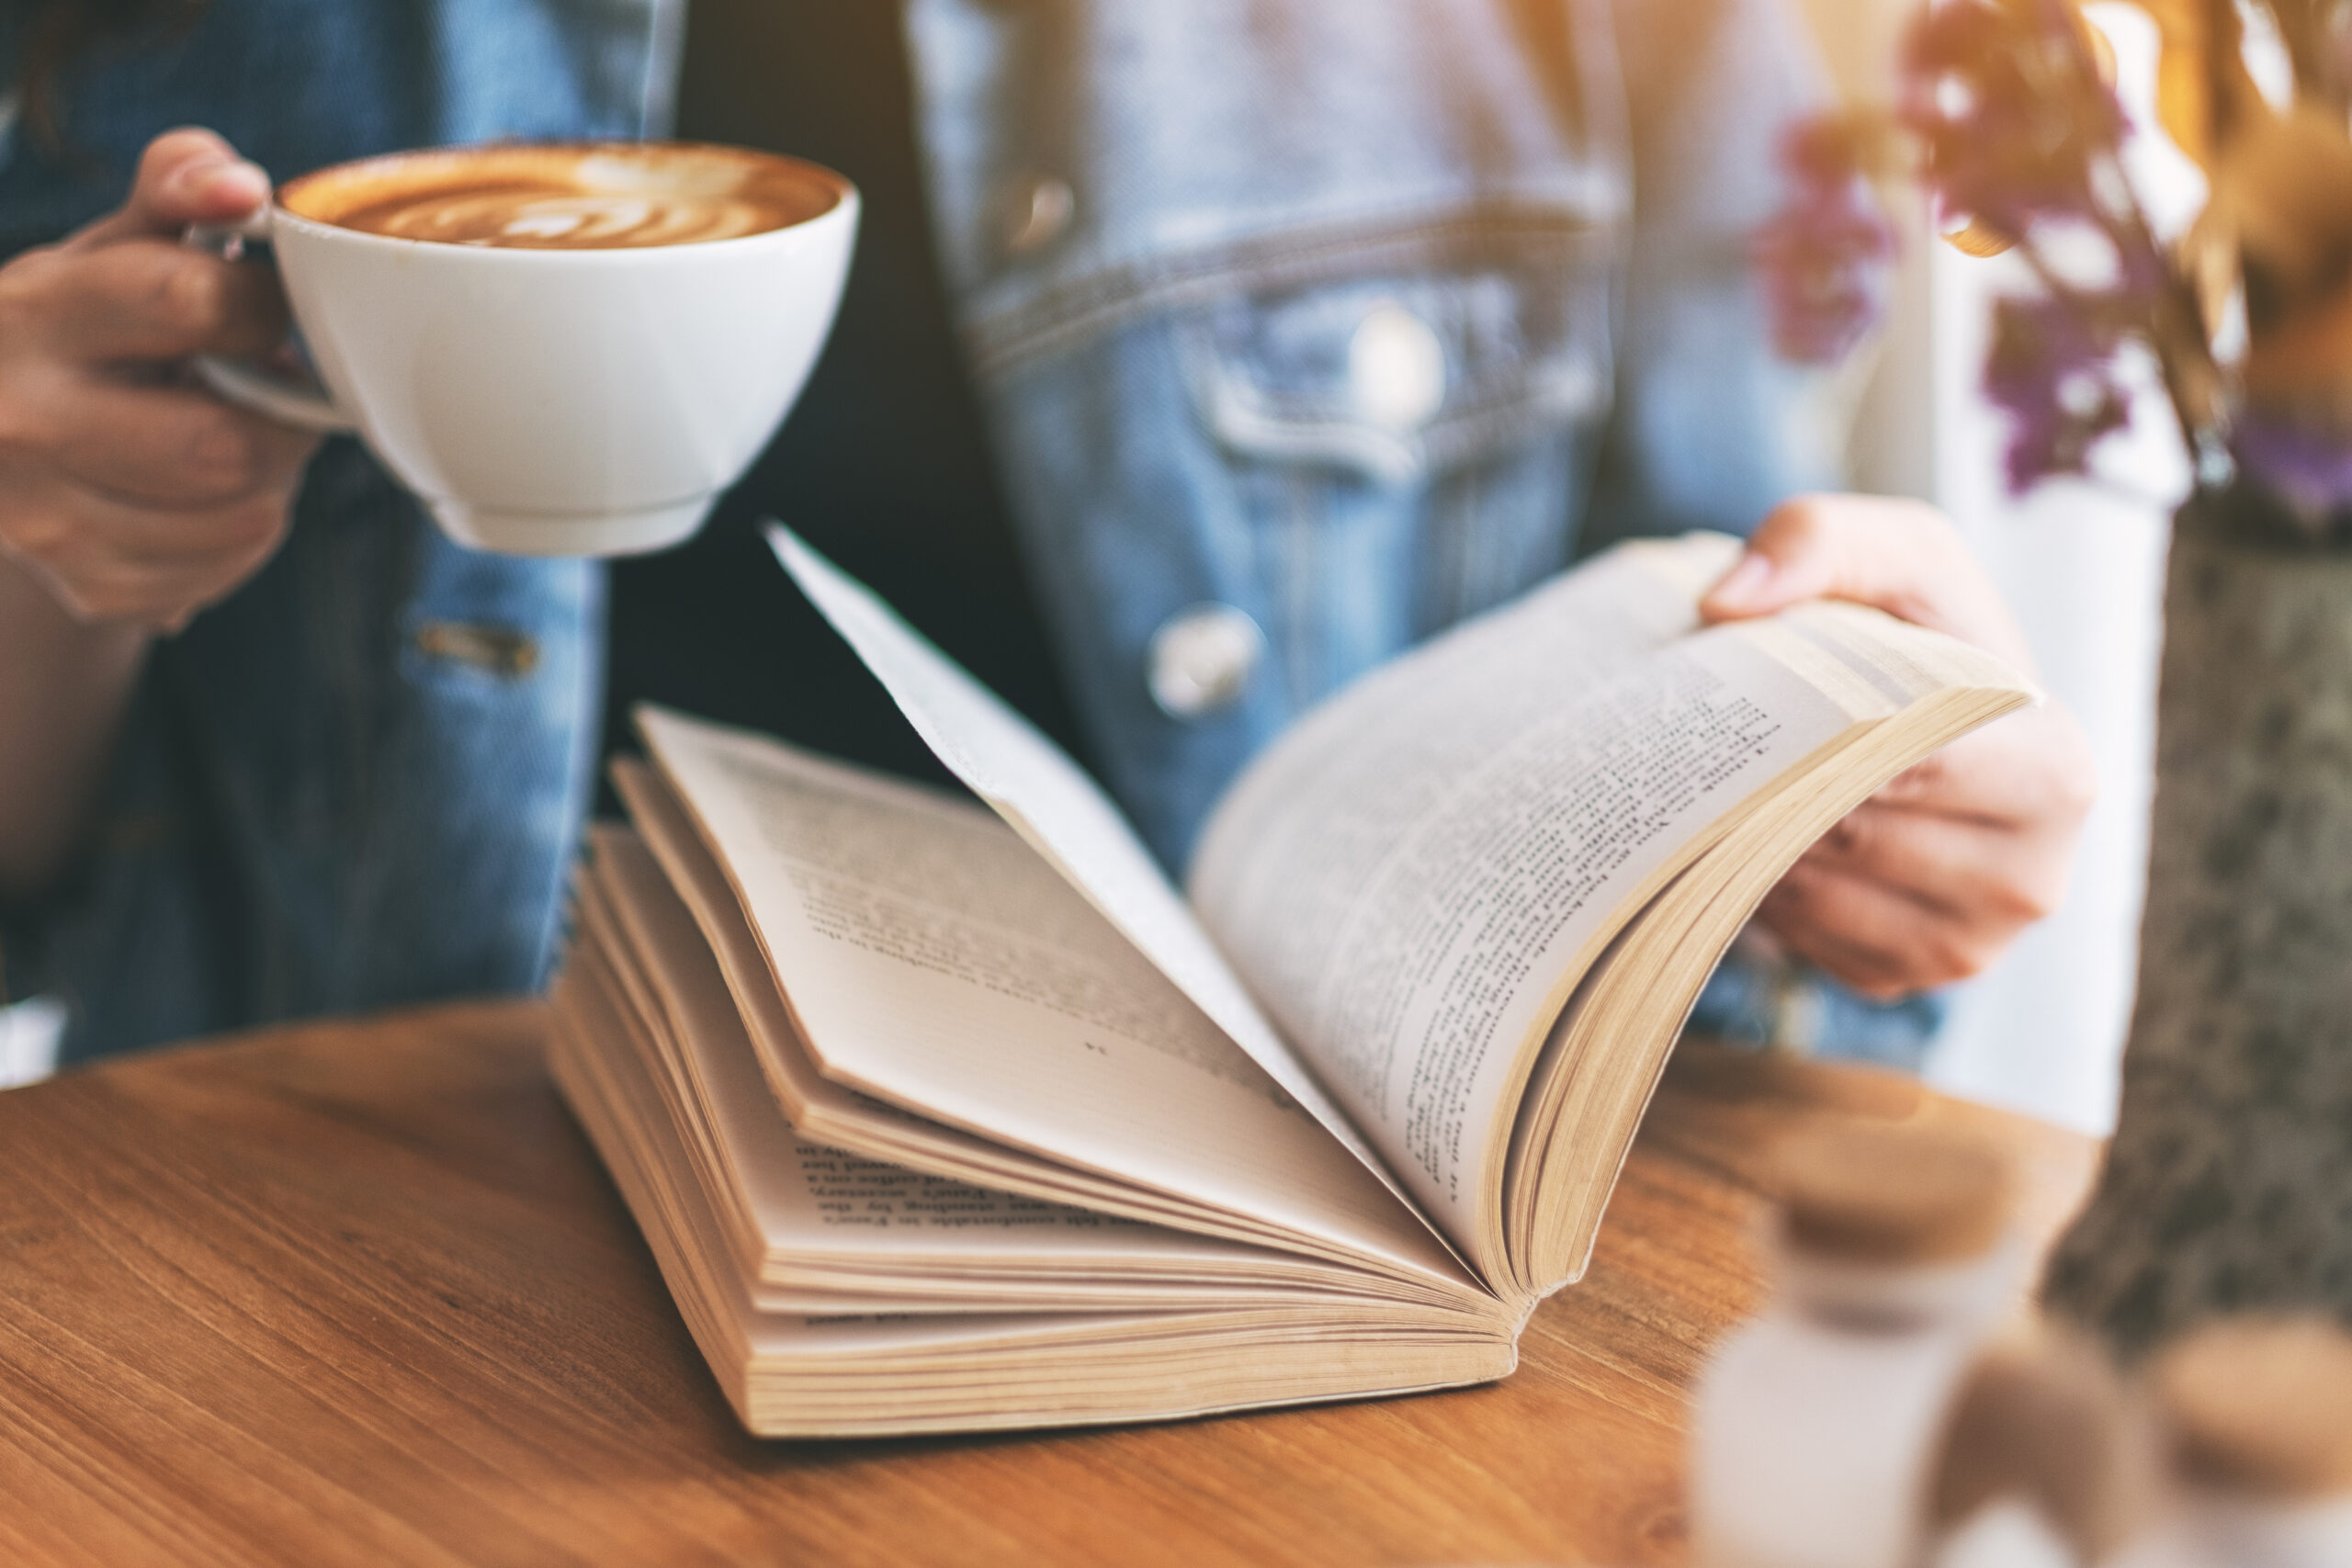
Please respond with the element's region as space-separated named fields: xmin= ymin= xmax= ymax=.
xmin=1189 ymin=538 xmax=1849 ymax=1249
xmin=764 ymin=524 xmax=1433 ymax=1229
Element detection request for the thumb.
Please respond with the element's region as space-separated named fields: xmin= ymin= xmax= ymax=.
xmin=70 ymin=128 xmax=270 ymax=249
xmin=1699 ymin=493 xmax=2037 ymax=669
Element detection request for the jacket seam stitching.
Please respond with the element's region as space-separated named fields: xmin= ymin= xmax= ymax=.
xmin=963 ymin=205 xmax=1623 ymax=379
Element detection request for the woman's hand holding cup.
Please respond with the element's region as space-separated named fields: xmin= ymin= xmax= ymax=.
xmin=0 ymin=128 xmax=320 ymax=632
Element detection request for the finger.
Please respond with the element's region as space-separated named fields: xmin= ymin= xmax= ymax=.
xmin=30 ymin=240 xmax=291 ymax=361
xmin=1699 ymin=494 xmax=2034 ymax=668
xmin=1755 ymin=874 xmax=1923 ymax=1000
xmin=41 ymin=373 xmax=316 ymax=510
xmin=10 ymin=505 xmax=287 ymax=620
xmin=59 ymin=549 xmax=277 ymax=628
xmin=1869 ymin=705 xmax=2100 ymax=833
xmin=70 ymin=129 xmax=270 ymax=248
xmin=1758 ymin=862 xmax=2004 ymax=999
xmin=1796 ymin=799 xmax=2071 ymax=930
xmin=1 ymin=475 xmax=295 ymax=585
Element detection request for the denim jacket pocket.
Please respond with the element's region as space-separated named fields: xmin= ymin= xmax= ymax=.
xmin=1178 ymin=265 xmax=1611 ymax=488
xmin=1174 ymin=254 xmax=1620 ymax=647
xmin=1191 ymin=253 xmax=1624 ymax=682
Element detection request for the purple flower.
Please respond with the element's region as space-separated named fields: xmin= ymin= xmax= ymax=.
xmin=1752 ymin=115 xmax=1896 ymax=365
xmin=1984 ymin=294 xmax=2132 ymax=491
xmin=1898 ymin=0 xmax=2199 ymax=493
xmin=2231 ymin=413 xmax=2352 ymax=514
xmin=1900 ymin=0 xmax=2128 ymax=245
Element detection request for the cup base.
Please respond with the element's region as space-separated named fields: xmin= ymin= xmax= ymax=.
xmin=427 ymin=495 xmax=714 ymax=558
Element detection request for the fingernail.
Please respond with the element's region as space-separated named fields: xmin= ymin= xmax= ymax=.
xmin=165 ymin=155 xmax=228 ymax=195
xmin=1706 ymin=553 xmax=1774 ymax=611
xmin=172 ymin=157 xmax=265 ymax=203
xmin=211 ymin=164 xmax=268 ymax=205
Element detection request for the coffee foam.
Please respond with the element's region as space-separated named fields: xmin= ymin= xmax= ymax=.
xmin=279 ymin=143 xmax=842 ymax=251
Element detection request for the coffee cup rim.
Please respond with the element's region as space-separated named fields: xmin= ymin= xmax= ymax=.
xmin=273 ymin=141 xmax=857 ymax=258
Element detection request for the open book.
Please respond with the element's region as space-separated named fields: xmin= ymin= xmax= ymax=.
xmin=548 ymin=525 xmax=2034 ymax=1437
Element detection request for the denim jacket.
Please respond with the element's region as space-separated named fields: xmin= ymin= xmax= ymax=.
xmin=5 ymin=0 xmax=1939 ymax=1066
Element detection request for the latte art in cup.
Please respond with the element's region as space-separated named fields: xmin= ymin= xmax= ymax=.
xmin=280 ymin=142 xmax=840 ymax=251
xmin=342 ymin=189 xmax=793 ymax=248
xmin=209 ymin=138 xmax=859 ymax=555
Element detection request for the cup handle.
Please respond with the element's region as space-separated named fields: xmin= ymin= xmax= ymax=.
xmin=184 ymin=215 xmax=358 ymax=434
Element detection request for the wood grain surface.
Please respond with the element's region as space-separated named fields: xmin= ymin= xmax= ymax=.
xmin=0 ymin=1002 xmax=2098 ymax=1568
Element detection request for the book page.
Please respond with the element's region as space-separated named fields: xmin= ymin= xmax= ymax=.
xmin=1188 ymin=539 xmax=1858 ymax=1248
xmin=559 ymin=872 xmax=1394 ymax=1314
xmin=763 ymin=524 xmax=1418 ymax=1210
xmin=582 ymin=829 xmax=1237 ymax=1265
xmin=636 ymin=705 xmax=1472 ymax=1290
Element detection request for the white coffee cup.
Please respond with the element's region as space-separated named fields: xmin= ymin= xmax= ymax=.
xmin=192 ymin=142 xmax=858 ymax=558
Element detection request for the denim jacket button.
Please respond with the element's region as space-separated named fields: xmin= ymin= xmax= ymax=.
xmin=1002 ymin=175 xmax=1076 ymax=258
xmin=1148 ymin=604 xmax=1264 ymax=719
xmin=1350 ymin=301 xmax=1447 ymax=430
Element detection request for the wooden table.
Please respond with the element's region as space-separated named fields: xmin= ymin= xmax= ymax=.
xmin=0 ymin=1002 xmax=2098 ymax=1568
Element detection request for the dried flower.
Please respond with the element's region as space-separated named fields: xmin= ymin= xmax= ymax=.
xmin=1900 ymin=0 xmax=2129 ymax=249
xmin=1984 ymin=294 xmax=2134 ymax=489
xmin=1762 ymin=0 xmax=2352 ymax=515
xmin=1752 ymin=115 xmax=1898 ymax=364
xmin=1892 ymin=0 xmax=2187 ymax=488
xmin=2130 ymin=0 xmax=2282 ymax=171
